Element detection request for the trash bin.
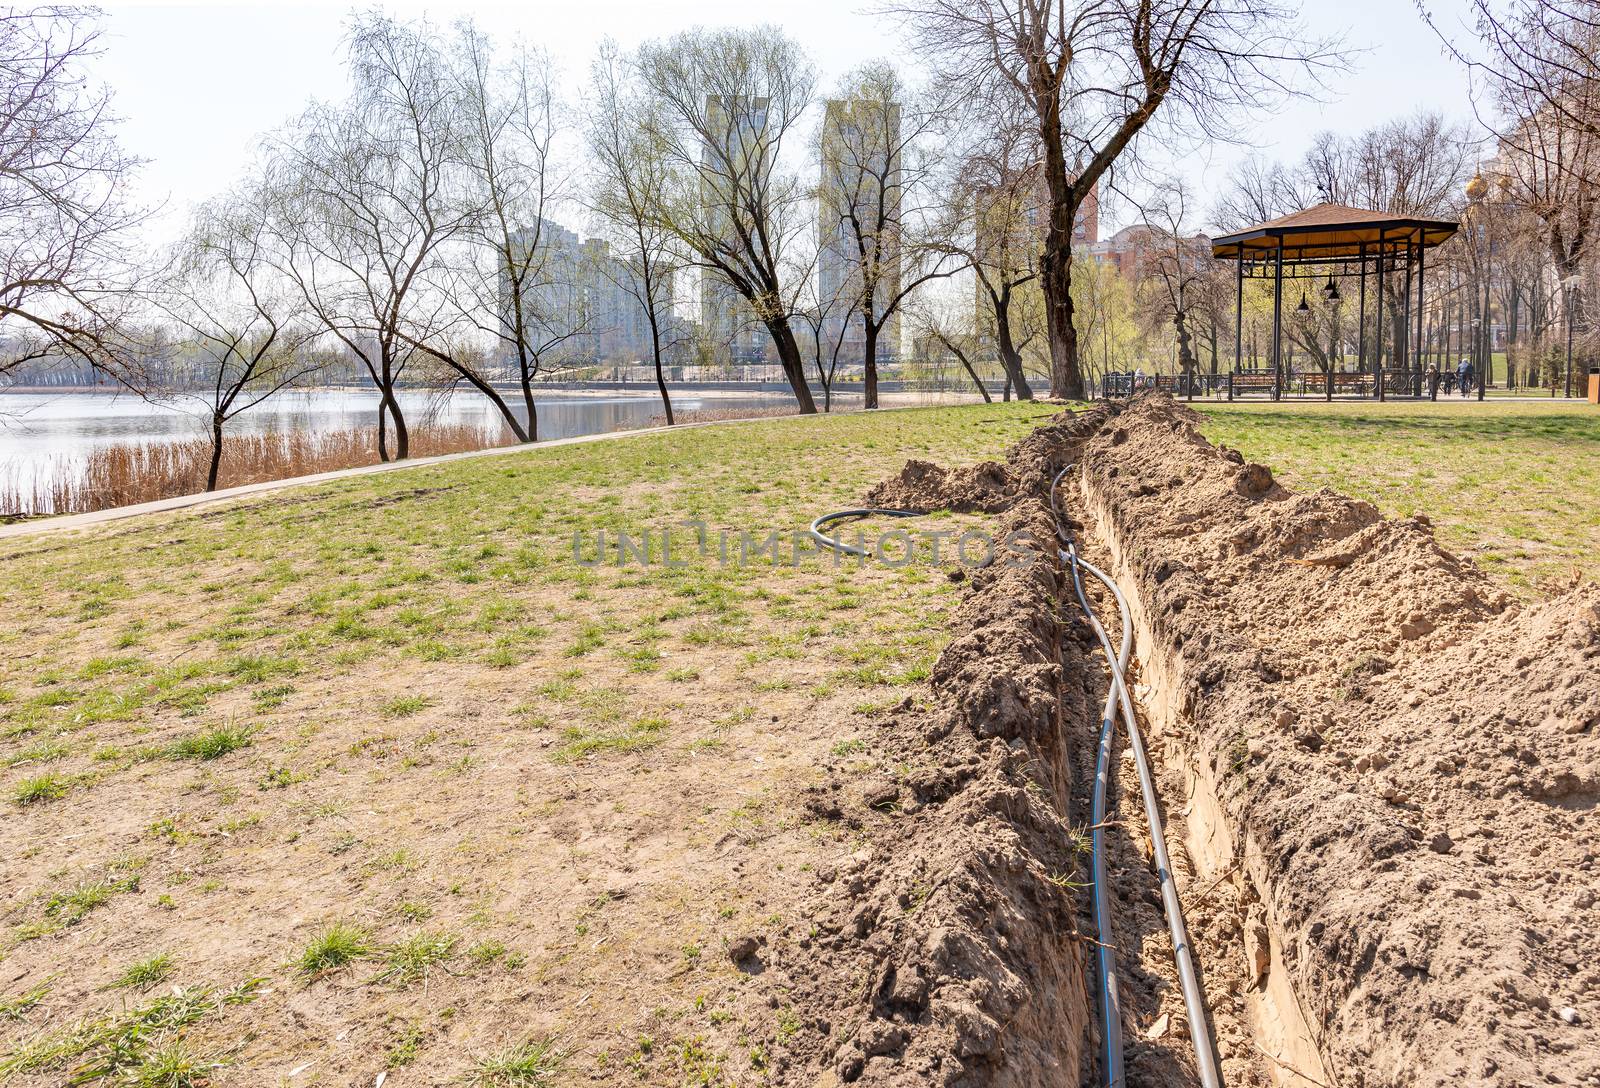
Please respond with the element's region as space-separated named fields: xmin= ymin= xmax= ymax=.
xmin=1590 ymin=366 xmax=1600 ymax=405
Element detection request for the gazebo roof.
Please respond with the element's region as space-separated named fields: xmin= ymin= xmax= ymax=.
xmin=1211 ymin=202 xmax=1460 ymax=263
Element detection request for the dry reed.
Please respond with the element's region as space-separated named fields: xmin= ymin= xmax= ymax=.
xmin=0 ymin=423 xmax=510 ymax=518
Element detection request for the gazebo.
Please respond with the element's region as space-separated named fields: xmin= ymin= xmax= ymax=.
xmin=1211 ymin=203 xmax=1460 ymax=400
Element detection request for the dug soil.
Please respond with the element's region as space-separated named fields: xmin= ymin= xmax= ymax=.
xmin=751 ymin=395 xmax=1598 ymax=1087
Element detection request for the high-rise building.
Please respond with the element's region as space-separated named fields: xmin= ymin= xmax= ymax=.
xmin=499 ymin=219 xmax=674 ymax=369
xmin=700 ymin=95 xmax=773 ymax=365
xmin=817 ymin=97 xmax=903 ymax=366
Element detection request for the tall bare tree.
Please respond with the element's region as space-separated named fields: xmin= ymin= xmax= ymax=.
xmin=158 ymin=190 xmax=320 ymax=490
xmin=0 ymin=8 xmax=144 ymax=385
xmin=819 ymin=62 xmax=957 ymax=408
xmin=635 ymin=26 xmax=818 ymax=413
xmin=588 ymin=42 xmax=680 ymax=425
xmin=439 ymin=22 xmax=572 ymax=440
xmin=1134 ymin=182 xmax=1213 ymax=391
xmin=897 ymin=0 xmax=1342 ymax=398
xmin=945 ymin=104 xmax=1045 ymax=398
xmin=266 ymin=13 xmax=476 ymax=461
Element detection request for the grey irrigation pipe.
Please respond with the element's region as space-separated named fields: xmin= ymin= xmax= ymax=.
xmin=1064 ymin=538 xmax=1130 ymax=1084
xmin=1053 ymin=466 xmax=1126 ymax=1085
xmin=1050 ymin=467 xmax=1224 ymax=1088
xmin=809 ymin=485 xmax=1222 ymax=1088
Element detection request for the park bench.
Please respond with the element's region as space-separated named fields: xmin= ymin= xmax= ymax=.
xmin=1226 ymin=372 xmax=1277 ymax=397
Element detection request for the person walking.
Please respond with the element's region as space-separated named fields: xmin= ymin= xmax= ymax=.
xmin=1427 ymin=361 xmax=1441 ymax=401
xmin=1456 ymin=356 xmax=1475 ymax=398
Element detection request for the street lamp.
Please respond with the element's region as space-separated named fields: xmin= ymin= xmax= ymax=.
xmin=1563 ymin=273 xmax=1580 ymax=398
xmin=1465 ymin=170 xmax=1491 ymax=400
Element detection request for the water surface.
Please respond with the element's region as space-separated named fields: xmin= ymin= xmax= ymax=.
xmin=0 ymin=387 xmax=793 ymax=513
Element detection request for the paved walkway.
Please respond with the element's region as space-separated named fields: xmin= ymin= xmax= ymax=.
xmin=0 ymin=394 xmax=1006 ymax=543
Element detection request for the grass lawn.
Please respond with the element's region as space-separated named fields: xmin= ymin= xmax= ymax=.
xmin=1193 ymin=398 xmax=1600 ymax=594
xmin=1 ymin=394 xmax=1591 ymax=1084
xmin=0 ymin=402 xmax=1052 ymax=1087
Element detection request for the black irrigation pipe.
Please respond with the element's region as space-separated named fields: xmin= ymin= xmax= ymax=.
xmin=1051 ymin=465 xmax=1223 ymax=1088
xmin=807 ymin=508 xmax=925 ymax=558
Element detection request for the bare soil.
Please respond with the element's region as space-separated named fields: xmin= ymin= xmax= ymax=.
xmin=758 ymin=395 xmax=1597 ymax=1087
xmin=1079 ymin=395 xmax=1600 ymax=1086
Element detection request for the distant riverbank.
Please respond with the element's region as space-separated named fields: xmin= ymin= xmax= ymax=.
xmin=0 ymin=385 xmax=981 ymax=516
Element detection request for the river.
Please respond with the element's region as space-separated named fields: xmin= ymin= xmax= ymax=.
xmin=0 ymin=387 xmax=798 ymax=514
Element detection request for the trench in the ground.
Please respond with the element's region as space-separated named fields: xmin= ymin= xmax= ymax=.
xmin=1072 ymin=471 xmax=1334 ymax=1088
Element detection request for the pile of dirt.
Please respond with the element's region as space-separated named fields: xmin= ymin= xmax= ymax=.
xmin=863 ymin=459 xmax=1016 ymax=513
xmin=860 ymin=412 xmax=1108 ymax=518
xmin=750 ymin=407 xmax=1112 ymax=1086
xmin=1078 ymin=395 xmax=1600 ymax=1086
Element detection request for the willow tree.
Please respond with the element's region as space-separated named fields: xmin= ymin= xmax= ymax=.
xmin=0 ymin=8 xmax=144 ymax=386
xmin=588 ymin=42 xmax=680 ymax=425
xmin=159 ymin=190 xmax=319 ymax=490
xmin=819 ymin=63 xmax=956 ymax=408
xmin=265 ymin=13 xmax=476 ymax=461
xmin=897 ymin=0 xmax=1342 ymax=399
xmin=635 ymin=26 xmax=818 ymax=413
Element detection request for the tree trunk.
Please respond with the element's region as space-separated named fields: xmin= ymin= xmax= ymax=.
xmin=957 ymin=351 xmax=992 ymax=403
xmin=862 ymin=320 xmax=880 ymax=410
xmin=207 ymin=415 xmax=225 ymax=492
xmin=764 ymin=317 xmax=817 ymax=413
xmin=1036 ymin=102 xmax=1084 ymax=400
xmin=1041 ymin=247 xmax=1082 ymax=399
xmin=648 ymin=313 xmax=674 ymax=425
xmin=518 ymin=362 xmax=539 ymax=443
xmin=381 ymin=390 xmax=410 ymax=460
xmin=992 ymin=300 xmax=1034 ymax=399
xmin=377 ymin=396 xmax=390 ymax=463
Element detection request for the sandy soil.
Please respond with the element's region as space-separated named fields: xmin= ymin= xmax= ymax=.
xmin=752 ymin=396 xmax=1596 ymax=1087
xmin=1080 ymin=396 xmax=1599 ymax=1086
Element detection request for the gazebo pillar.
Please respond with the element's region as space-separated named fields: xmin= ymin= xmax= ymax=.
xmin=1231 ymin=257 xmax=1244 ymax=402
xmin=1403 ymin=240 xmax=1415 ymax=389
xmin=1271 ymin=240 xmax=1284 ymax=401
xmin=1375 ymin=244 xmax=1386 ymax=401
xmin=1415 ymin=241 xmax=1427 ymax=393
xmin=1357 ymin=243 xmax=1367 ymax=386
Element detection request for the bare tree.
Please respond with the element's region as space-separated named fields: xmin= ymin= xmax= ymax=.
xmin=1134 ymin=182 xmax=1212 ymax=392
xmin=897 ymin=0 xmax=1343 ymax=399
xmin=906 ymin=292 xmax=993 ymax=401
xmin=158 ymin=191 xmax=320 ymax=490
xmin=438 ymin=22 xmax=573 ymax=441
xmin=793 ymin=270 xmax=855 ymax=411
xmin=635 ymin=26 xmax=818 ymax=413
xmin=265 ymin=13 xmax=477 ymax=461
xmin=588 ymin=42 xmax=680 ymax=425
xmin=0 ymin=7 xmax=144 ymax=385
xmin=818 ymin=62 xmax=958 ymax=408
xmin=945 ymin=105 xmax=1044 ymax=398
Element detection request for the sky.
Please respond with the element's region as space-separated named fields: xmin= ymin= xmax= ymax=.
xmin=91 ymin=0 xmax=1485 ymax=243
